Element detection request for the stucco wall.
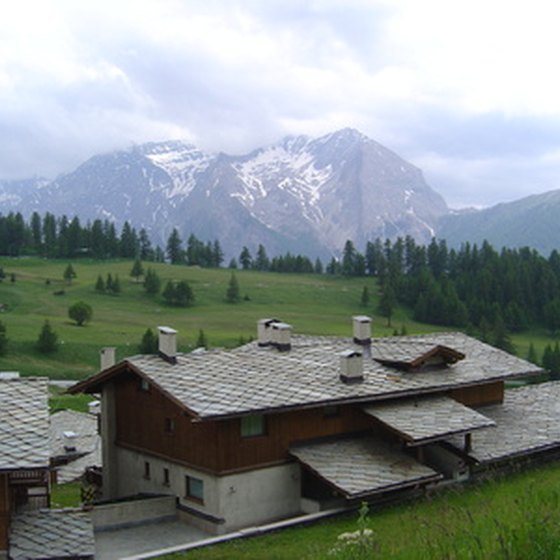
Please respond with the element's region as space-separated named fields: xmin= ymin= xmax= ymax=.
xmin=114 ymin=447 xmax=302 ymax=533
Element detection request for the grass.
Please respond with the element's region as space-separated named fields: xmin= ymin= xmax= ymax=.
xmin=50 ymin=482 xmax=82 ymax=508
xmin=49 ymin=385 xmax=92 ymax=413
xmin=0 ymin=257 xmax=444 ymax=379
xmin=0 ymin=257 xmax=554 ymax=380
xmin=162 ymin=463 xmax=560 ymax=559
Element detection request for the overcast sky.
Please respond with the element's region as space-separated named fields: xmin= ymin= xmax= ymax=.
xmin=2 ymin=0 xmax=560 ymax=208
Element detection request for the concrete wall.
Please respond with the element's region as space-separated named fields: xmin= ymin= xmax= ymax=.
xmin=217 ymin=463 xmax=301 ymax=532
xmin=114 ymin=447 xmax=302 ymax=534
xmin=92 ymin=496 xmax=176 ymax=531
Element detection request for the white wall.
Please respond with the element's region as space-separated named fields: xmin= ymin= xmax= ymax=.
xmin=114 ymin=447 xmax=302 ymax=533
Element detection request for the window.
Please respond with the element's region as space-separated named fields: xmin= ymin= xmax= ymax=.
xmin=323 ymin=405 xmax=340 ymax=418
xmin=144 ymin=461 xmax=151 ymax=480
xmin=185 ymin=475 xmax=204 ymax=502
xmin=163 ymin=468 xmax=170 ymax=486
xmin=164 ymin=417 xmax=175 ymax=434
xmin=241 ymin=414 xmax=265 ymax=437
xmin=140 ymin=378 xmax=150 ymax=391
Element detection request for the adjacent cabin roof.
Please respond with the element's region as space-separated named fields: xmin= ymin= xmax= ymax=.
xmin=363 ymin=396 xmax=496 ymax=446
xmin=290 ymin=436 xmax=442 ymax=498
xmin=49 ymin=410 xmax=102 ymax=483
xmin=0 ymin=377 xmax=50 ymax=470
xmin=9 ymin=509 xmax=95 ymax=560
xmin=69 ymin=332 xmax=541 ymax=421
xmin=372 ymin=341 xmax=465 ymax=370
xmin=448 ymin=381 xmax=560 ymax=464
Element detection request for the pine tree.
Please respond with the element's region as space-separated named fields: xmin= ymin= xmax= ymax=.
xmin=527 ymin=342 xmax=538 ymax=365
xmin=378 ymin=284 xmax=396 ymax=327
xmin=163 ymin=280 xmax=176 ymax=305
xmin=166 ymin=228 xmax=183 ymax=264
xmin=175 ymin=280 xmax=194 ymax=307
xmin=37 ymin=320 xmax=58 ymax=353
xmin=106 ymin=273 xmax=113 ymax=293
xmin=130 ymin=258 xmax=144 ymax=283
xmin=0 ymin=320 xmax=7 ymax=355
xmin=144 ymin=268 xmax=161 ymax=295
xmin=112 ymin=274 xmax=121 ymax=294
xmin=95 ymin=274 xmax=105 ymax=293
xmin=228 ymin=258 xmax=238 ymax=269
xmin=139 ymin=328 xmax=158 ymax=354
xmin=195 ymin=329 xmax=208 ymax=349
xmin=63 ymin=263 xmax=76 ymax=285
xmin=239 ymin=247 xmax=252 ymax=270
xmin=226 ymin=272 xmax=241 ymax=303
xmin=360 ymin=286 xmax=370 ymax=307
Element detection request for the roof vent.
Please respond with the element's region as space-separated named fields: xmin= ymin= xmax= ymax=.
xmin=339 ymin=350 xmax=364 ymax=384
xmin=257 ymin=318 xmax=280 ymax=347
xmin=158 ymin=326 xmax=177 ymax=364
xmin=100 ymin=347 xmax=116 ymax=370
xmin=270 ymin=322 xmax=292 ymax=352
xmin=0 ymin=372 xmax=20 ymax=380
xmin=352 ymin=316 xmax=371 ymax=346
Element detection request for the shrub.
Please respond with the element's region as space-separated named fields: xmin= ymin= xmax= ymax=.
xmin=68 ymin=301 xmax=93 ymax=326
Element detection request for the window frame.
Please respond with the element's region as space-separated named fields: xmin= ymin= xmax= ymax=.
xmin=240 ymin=414 xmax=266 ymax=438
xmin=185 ymin=475 xmax=204 ymax=503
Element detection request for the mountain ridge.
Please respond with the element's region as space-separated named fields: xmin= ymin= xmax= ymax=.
xmin=0 ymin=129 xmax=449 ymax=258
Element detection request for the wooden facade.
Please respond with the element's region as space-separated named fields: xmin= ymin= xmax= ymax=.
xmin=113 ymin=368 xmax=505 ymax=475
xmin=114 ymin=371 xmax=375 ymax=473
xmin=0 ymin=473 xmax=9 ymax=553
xmin=450 ymin=381 xmax=504 ymax=407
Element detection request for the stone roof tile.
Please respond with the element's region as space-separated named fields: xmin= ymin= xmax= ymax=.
xmin=9 ymin=509 xmax=94 ymax=560
xmin=0 ymin=377 xmax=49 ymax=470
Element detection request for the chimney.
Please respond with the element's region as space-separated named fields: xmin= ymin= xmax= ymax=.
xmin=257 ymin=318 xmax=280 ymax=347
xmin=352 ymin=316 xmax=372 ymax=346
xmin=339 ymin=350 xmax=364 ymax=384
xmin=63 ymin=430 xmax=77 ymax=453
xmin=158 ymin=326 xmax=177 ymax=364
xmin=100 ymin=347 xmax=116 ymax=370
xmin=271 ymin=322 xmax=292 ymax=352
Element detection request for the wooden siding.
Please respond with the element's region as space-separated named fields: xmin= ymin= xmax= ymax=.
xmin=450 ymin=381 xmax=504 ymax=407
xmin=0 ymin=473 xmax=9 ymax=552
xmin=114 ymin=372 xmax=375 ymax=473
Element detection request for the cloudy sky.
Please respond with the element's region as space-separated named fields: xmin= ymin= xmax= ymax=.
xmin=2 ymin=0 xmax=560 ymax=208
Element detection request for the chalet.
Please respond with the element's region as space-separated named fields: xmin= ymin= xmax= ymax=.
xmin=69 ymin=318 xmax=559 ymax=535
xmin=0 ymin=374 xmax=94 ymax=560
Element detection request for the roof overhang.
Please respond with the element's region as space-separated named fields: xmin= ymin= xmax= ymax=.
xmin=290 ymin=436 xmax=442 ymax=499
xmin=363 ymin=395 xmax=495 ymax=446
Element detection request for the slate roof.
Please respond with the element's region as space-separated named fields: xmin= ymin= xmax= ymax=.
xmin=449 ymin=381 xmax=560 ymax=463
xmin=0 ymin=377 xmax=50 ymax=470
xmin=9 ymin=509 xmax=94 ymax=560
xmin=49 ymin=410 xmax=102 ymax=483
xmin=290 ymin=436 xmax=442 ymax=498
xmin=70 ymin=332 xmax=540 ymax=420
xmin=363 ymin=396 xmax=496 ymax=446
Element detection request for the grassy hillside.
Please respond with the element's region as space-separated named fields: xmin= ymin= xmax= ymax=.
xmin=163 ymin=462 xmax=560 ymax=559
xmin=0 ymin=257 xmax=550 ymax=379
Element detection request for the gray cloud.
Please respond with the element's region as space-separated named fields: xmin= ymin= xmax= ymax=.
xmin=1 ymin=0 xmax=560 ymax=209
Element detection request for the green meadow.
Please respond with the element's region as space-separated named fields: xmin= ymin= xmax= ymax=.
xmin=162 ymin=462 xmax=560 ymax=560
xmin=0 ymin=257 xmax=552 ymax=379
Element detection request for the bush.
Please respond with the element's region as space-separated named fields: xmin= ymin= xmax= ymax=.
xmin=68 ymin=301 xmax=93 ymax=326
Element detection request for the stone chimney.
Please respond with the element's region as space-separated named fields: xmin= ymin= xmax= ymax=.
xmin=339 ymin=350 xmax=364 ymax=384
xmin=158 ymin=326 xmax=177 ymax=364
xmin=271 ymin=322 xmax=292 ymax=352
xmin=352 ymin=316 xmax=372 ymax=346
xmin=257 ymin=318 xmax=280 ymax=347
xmin=100 ymin=347 xmax=116 ymax=370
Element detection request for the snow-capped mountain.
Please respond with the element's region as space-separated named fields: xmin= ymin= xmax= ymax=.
xmin=0 ymin=129 xmax=449 ymax=258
